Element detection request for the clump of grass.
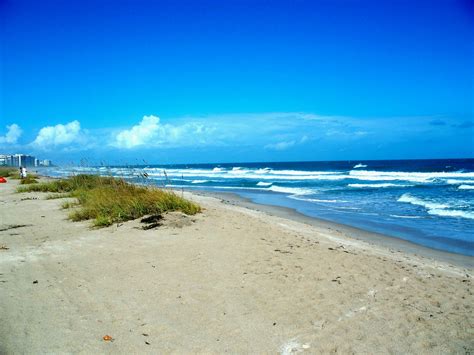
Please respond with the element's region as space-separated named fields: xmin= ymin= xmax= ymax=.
xmin=17 ymin=174 xmax=117 ymax=193
xmin=17 ymin=174 xmax=201 ymax=227
xmin=0 ymin=167 xmax=18 ymax=178
xmin=61 ymin=200 xmax=79 ymax=209
xmin=20 ymin=176 xmax=39 ymax=184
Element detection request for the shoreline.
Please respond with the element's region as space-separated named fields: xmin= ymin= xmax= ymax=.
xmin=34 ymin=173 xmax=473 ymax=268
xmin=33 ymin=173 xmax=474 ymax=268
xmin=186 ymin=189 xmax=474 ymax=269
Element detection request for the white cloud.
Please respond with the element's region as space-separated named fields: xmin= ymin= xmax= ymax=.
xmin=0 ymin=124 xmax=22 ymax=144
xmin=114 ymin=115 xmax=161 ymax=148
xmin=265 ymin=140 xmax=296 ymax=151
xmin=112 ymin=115 xmax=218 ymax=149
xmin=264 ymin=135 xmax=310 ymax=151
xmin=32 ymin=120 xmax=82 ymax=149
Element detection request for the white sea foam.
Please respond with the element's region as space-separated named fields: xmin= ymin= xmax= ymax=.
xmin=427 ymin=209 xmax=474 ymax=219
xmin=191 ymin=180 xmax=209 ymax=184
xmin=256 ymin=181 xmax=272 ymax=187
xmin=353 ymin=163 xmax=368 ymax=168
xmin=142 ymin=167 xmax=347 ymax=181
xmin=54 ymin=166 xmax=474 ymax=188
xmin=268 ymin=186 xmax=313 ymax=195
xmin=348 ymin=183 xmax=411 ymax=188
xmin=458 ymin=185 xmax=474 ymax=190
xmin=397 ymin=194 xmax=449 ymax=209
xmin=349 ymin=170 xmax=474 ymax=183
xmin=445 ymin=179 xmax=474 ymax=185
xmin=390 ymin=214 xmax=423 ymax=219
xmin=398 ymin=193 xmax=474 ymax=220
xmin=289 ymin=196 xmax=345 ymax=203
xmin=153 ymin=167 xmax=474 ymax=185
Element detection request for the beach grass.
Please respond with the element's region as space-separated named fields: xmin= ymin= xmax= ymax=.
xmin=17 ymin=174 xmax=201 ymax=227
xmin=19 ymin=176 xmax=39 ymax=184
xmin=0 ymin=167 xmax=18 ymax=178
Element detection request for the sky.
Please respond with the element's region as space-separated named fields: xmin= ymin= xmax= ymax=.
xmin=0 ymin=0 xmax=473 ymax=165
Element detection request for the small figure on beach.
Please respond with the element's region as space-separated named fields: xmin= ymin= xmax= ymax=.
xmin=20 ymin=166 xmax=27 ymax=179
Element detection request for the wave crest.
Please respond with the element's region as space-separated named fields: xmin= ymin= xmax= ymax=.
xmin=398 ymin=193 xmax=473 ymax=220
xmin=458 ymin=185 xmax=474 ymax=190
xmin=268 ymin=186 xmax=313 ymax=195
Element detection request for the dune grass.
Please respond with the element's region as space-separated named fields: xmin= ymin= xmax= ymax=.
xmin=20 ymin=176 xmax=39 ymax=184
xmin=0 ymin=167 xmax=18 ymax=178
xmin=17 ymin=174 xmax=201 ymax=227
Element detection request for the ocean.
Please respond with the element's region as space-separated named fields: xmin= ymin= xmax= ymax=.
xmin=42 ymin=159 xmax=474 ymax=256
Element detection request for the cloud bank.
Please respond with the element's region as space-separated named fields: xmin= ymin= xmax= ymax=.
xmin=0 ymin=124 xmax=22 ymax=144
xmin=3 ymin=112 xmax=471 ymax=163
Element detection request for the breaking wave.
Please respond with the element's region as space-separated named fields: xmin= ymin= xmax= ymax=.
xmin=458 ymin=185 xmax=474 ymax=190
xmin=397 ymin=193 xmax=473 ymax=220
xmin=191 ymin=180 xmax=209 ymax=184
xmin=427 ymin=209 xmax=474 ymax=219
xmin=349 ymin=170 xmax=474 ymax=183
xmin=268 ymin=186 xmax=314 ymax=195
xmin=398 ymin=193 xmax=449 ymax=209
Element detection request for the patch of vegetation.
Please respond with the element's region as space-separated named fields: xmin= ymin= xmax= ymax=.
xmin=61 ymin=200 xmax=79 ymax=209
xmin=20 ymin=176 xmax=39 ymax=184
xmin=17 ymin=174 xmax=110 ymax=193
xmin=0 ymin=167 xmax=18 ymax=178
xmin=17 ymin=174 xmax=201 ymax=227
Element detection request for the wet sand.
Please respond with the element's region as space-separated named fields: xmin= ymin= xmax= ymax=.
xmin=0 ymin=179 xmax=473 ymax=353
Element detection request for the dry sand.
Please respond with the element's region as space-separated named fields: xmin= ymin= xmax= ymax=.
xmin=0 ymin=179 xmax=473 ymax=353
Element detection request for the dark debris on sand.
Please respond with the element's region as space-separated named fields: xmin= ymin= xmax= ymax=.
xmin=140 ymin=214 xmax=164 ymax=230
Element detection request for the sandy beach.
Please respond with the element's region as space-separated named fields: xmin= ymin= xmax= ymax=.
xmin=0 ymin=178 xmax=473 ymax=353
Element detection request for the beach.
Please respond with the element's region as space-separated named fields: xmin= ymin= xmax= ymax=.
xmin=44 ymin=160 xmax=474 ymax=257
xmin=1 ymin=178 xmax=473 ymax=353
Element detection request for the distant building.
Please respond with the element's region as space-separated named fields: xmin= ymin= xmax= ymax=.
xmin=0 ymin=154 xmax=12 ymax=166
xmin=19 ymin=154 xmax=36 ymax=167
xmin=0 ymin=154 xmax=48 ymax=167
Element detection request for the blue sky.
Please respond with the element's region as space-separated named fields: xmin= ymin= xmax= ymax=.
xmin=0 ymin=0 xmax=473 ymax=164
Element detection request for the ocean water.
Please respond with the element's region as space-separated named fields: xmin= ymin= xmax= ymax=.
xmin=42 ymin=159 xmax=474 ymax=256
